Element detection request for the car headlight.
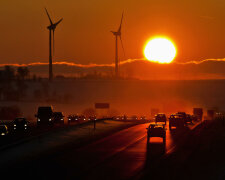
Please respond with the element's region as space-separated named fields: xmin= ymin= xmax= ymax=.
xmin=69 ymin=119 xmax=71 ymax=121
xmin=1 ymin=133 xmax=5 ymax=136
xmin=14 ymin=124 xmax=16 ymax=127
xmin=84 ymin=119 xmax=86 ymax=120
xmin=24 ymin=124 xmax=27 ymax=127
xmin=61 ymin=119 xmax=63 ymax=121
xmin=88 ymin=119 xmax=90 ymax=120
xmin=75 ymin=119 xmax=78 ymax=120
xmin=38 ymin=119 xmax=40 ymax=121
xmin=49 ymin=119 xmax=52 ymax=121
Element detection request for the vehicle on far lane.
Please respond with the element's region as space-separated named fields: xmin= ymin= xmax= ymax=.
xmin=114 ymin=116 xmax=123 ymax=120
xmin=131 ymin=115 xmax=138 ymax=121
xmin=140 ymin=116 xmax=146 ymax=121
xmin=36 ymin=106 xmax=54 ymax=126
xmin=88 ymin=116 xmax=97 ymax=121
xmin=53 ymin=112 xmax=64 ymax=125
xmin=186 ymin=114 xmax=193 ymax=124
xmin=177 ymin=112 xmax=188 ymax=125
xmin=0 ymin=125 xmax=9 ymax=136
xmin=169 ymin=114 xmax=185 ymax=130
xmin=155 ymin=113 xmax=167 ymax=124
xmin=13 ymin=118 xmax=28 ymax=131
xmin=78 ymin=115 xmax=86 ymax=122
xmin=68 ymin=114 xmax=78 ymax=124
xmin=146 ymin=123 xmax=166 ymax=144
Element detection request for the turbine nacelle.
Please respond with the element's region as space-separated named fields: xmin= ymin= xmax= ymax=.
xmin=47 ymin=24 xmax=56 ymax=30
xmin=111 ymin=31 xmax=121 ymax=36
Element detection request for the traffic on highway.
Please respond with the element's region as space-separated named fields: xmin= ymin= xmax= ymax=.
xmin=0 ymin=105 xmax=222 ymax=180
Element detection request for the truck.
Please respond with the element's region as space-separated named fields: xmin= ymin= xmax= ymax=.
xmin=35 ymin=106 xmax=54 ymax=126
xmin=169 ymin=114 xmax=185 ymax=130
xmin=193 ymin=108 xmax=203 ymax=121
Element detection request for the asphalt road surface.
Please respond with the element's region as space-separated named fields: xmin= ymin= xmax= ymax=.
xmin=2 ymin=122 xmax=197 ymax=180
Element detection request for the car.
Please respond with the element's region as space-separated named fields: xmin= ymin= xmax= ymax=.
xmin=36 ymin=106 xmax=54 ymax=126
xmin=114 ymin=116 xmax=124 ymax=120
xmin=131 ymin=115 xmax=138 ymax=120
xmin=78 ymin=115 xmax=86 ymax=122
xmin=13 ymin=118 xmax=28 ymax=131
xmin=155 ymin=113 xmax=167 ymax=124
xmin=140 ymin=116 xmax=146 ymax=120
xmin=88 ymin=116 xmax=97 ymax=121
xmin=186 ymin=114 xmax=193 ymax=124
xmin=177 ymin=112 xmax=188 ymax=125
xmin=169 ymin=114 xmax=185 ymax=130
xmin=146 ymin=123 xmax=166 ymax=143
xmin=0 ymin=125 xmax=9 ymax=136
xmin=68 ymin=114 xmax=78 ymax=124
xmin=53 ymin=112 xmax=64 ymax=125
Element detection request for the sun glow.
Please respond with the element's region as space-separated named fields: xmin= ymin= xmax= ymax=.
xmin=144 ymin=37 xmax=177 ymax=64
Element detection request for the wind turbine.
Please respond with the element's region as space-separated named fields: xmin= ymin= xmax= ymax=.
xmin=45 ymin=8 xmax=63 ymax=81
xmin=111 ymin=12 xmax=125 ymax=78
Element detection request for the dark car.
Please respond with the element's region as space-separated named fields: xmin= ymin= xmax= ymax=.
xmin=53 ymin=112 xmax=64 ymax=125
xmin=169 ymin=114 xmax=185 ymax=130
xmin=177 ymin=112 xmax=188 ymax=125
xmin=131 ymin=115 xmax=138 ymax=120
xmin=68 ymin=114 xmax=79 ymax=124
xmin=88 ymin=116 xmax=97 ymax=121
xmin=13 ymin=118 xmax=28 ymax=131
xmin=0 ymin=125 xmax=9 ymax=136
xmin=186 ymin=114 xmax=193 ymax=124
xmin=146 ymin=123 xmax=166 ymax=143
xmin=155 ymin=113 xmax=167 ymax=124
xmin=114 ymin=116 xmax=123 ymax=120
xmin=140 ymin=116 xmax=146 ymax=121
xmin=36 ymin=106 xmax=54 ymax=126
xmin=78 ymin=115 xmax=86 ymax=122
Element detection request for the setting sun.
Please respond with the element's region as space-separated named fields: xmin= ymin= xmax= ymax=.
xmin=144 ymin=37 xmax=177 ymax=64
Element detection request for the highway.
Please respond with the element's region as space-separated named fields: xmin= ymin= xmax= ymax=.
xmin=0 ymin=121 xmax=198 ymax=180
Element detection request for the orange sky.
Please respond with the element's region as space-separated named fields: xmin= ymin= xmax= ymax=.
xmin=0 ymin=0 xmax=225 ymax=65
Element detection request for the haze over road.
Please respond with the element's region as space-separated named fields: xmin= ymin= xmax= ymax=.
xmin=1 ymin=122 xmax=197 ymax=179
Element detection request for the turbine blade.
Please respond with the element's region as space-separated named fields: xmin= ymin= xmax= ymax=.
xmin=45 ymin=8 xmax=53 ymax=25
xmin=120 ymin=35 xmax=125 ymax=58
xmin=118 ymin=12 xmax=124 ymax=33
xmin=55 ymin=18 xmax=63 ymax=27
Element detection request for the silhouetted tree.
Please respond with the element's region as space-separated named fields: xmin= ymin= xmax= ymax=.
xmin=17 ymin=67 xmax=29 ymax=80
xmin=4 ymin=66 xmax=15 ymax=81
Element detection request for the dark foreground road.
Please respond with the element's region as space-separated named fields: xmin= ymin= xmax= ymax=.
xmin=1 ymin=122 xmax=197 ymax=180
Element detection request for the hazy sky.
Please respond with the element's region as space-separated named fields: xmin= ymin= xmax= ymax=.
xmin=1 ymin=0 xmax=225 ymax=65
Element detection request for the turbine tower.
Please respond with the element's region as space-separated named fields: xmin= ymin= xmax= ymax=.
xmin=45 ymin=8 xmax=63 ymax=82
xmin=111 ymin=12 xmax=125 ymax=78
